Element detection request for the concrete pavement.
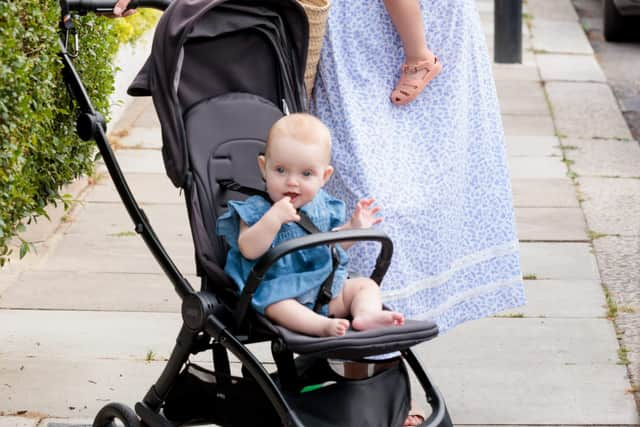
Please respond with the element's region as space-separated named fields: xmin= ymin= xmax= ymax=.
xmin=1 ymin=0 xmax=639 ymax=425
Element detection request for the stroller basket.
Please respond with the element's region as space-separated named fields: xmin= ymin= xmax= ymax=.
xmin=164 ymin=360 xmax=410 ymax=427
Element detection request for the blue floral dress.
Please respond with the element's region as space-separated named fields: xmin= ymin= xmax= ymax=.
xmin=216 ymin=190 xmax=349 ymax=314
xmin=310 ymin=0 xmax=526 ymax=332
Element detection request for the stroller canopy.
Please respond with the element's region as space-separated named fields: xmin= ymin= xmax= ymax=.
xmin=128 ymin=0 xmax=308 ymax=187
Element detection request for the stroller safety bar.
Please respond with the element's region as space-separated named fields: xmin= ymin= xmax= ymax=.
xmin=235 ymin=228 xmax=393 ymax=326
xmin=64 ymin=0 xmax=171 ymax=14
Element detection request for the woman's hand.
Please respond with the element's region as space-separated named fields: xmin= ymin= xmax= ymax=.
xmin=349 ymin=198 xmax=382 ymax=229
xmin=113 ymin=0 xmax=136 ymax=16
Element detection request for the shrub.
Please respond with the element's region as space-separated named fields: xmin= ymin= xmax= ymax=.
xmin=0 ymin=2 xmax=157 ymax=266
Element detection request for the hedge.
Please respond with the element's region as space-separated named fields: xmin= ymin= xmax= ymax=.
xmin=0 ymin=2 xmax=158 ymax=266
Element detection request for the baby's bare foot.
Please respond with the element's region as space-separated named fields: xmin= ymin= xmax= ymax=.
xmin=322 ymin=318 xmax=350 ymax=337
xmin=352 ymin=311 xmax=404 ymax=331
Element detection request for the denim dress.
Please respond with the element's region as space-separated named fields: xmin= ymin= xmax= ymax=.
xmin=216 ymin=190 xmax=349 ymax=315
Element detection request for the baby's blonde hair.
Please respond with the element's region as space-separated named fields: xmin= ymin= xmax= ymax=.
xmin=265 ymin=113 xmax=332 ymax=163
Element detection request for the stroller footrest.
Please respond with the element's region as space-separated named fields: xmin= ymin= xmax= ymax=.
xmin=272 ymin=319 xmax=438 ymax=359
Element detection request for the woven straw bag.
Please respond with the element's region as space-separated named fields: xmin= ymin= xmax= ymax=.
xmin=298 ymin=0 xmax=330 ymax=98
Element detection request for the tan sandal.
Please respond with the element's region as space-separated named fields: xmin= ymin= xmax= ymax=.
xmin=391 ymin=56 xmax=442 ymax=106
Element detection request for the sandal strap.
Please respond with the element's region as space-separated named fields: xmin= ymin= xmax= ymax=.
xmin=402 ymin=57 xmax=438 ymax=74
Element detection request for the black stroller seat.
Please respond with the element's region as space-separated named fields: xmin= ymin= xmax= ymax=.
xmin=165 ymin=89 xmax=446 ymax=426
xmin=57 ymin=0 xmax=453 ymax=426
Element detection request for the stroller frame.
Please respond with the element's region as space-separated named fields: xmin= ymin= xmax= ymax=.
xmin=58 ymin=1 xmax=453 ymax=426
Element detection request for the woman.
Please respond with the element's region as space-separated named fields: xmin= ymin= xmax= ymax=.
xmin=310 ymin=0 xmax=525 ymax=334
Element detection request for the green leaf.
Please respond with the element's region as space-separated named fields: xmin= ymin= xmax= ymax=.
xmin=19 ymin=241 xmax=29 ymax=258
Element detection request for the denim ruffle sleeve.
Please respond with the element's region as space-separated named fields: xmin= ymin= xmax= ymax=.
xmin=325 ymin=193 xmax=346 ymax=230
xmin=216 ymin=196 xmax=271 ymax=248
xmin=300 ymin=190 xmax=346 ymax=232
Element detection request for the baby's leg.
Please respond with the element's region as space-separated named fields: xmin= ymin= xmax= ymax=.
xmin=265 ymin=299 xmax=350 ymax=337
xmin=383 ymin=0 xmax=431 ymax=64
xmin=329 ymin=277 xmax=404 ymax=331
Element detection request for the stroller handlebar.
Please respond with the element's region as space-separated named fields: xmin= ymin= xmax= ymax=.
xmin=65 ymin=0 xmax=171 ymax=14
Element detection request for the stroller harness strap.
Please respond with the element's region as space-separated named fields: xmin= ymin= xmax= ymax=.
xmin=296 ymin=210 xmax=339 ymax=314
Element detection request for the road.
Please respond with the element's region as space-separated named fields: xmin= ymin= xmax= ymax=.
xmin=572 ymin=0 xmax=640 ymax=140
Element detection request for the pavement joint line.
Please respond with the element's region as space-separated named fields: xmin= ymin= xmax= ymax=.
xmin=519 ymin=239 xmax=590 ymax=243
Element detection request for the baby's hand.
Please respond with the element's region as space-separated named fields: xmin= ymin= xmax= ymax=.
xmin=270 ymin=197 xmax=300 ymax=225
xmin=350 ymin=198 xmax=382 ymax=229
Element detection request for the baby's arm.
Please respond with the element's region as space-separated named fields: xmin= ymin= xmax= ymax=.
xmin=335 ymin=198 xmax=383 ymax=250
xmin=237 ymin=197 xmax=300 ymax=260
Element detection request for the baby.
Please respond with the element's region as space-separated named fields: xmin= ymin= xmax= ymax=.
xmin=384 ymin=0 xmax=442 ymax=105
xmin=216 ymin=113 xmax=404 ymax=337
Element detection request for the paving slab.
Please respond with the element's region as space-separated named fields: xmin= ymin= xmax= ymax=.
xmin=530 ymin=19 xmax=594 ymax=54
xmin=117 ymin=97 xmax=160 ymax=130
xmin=0 ymin=358 xmax=166 ymax=418
xmin=412 ymin=318 xmax=639 ymax=425
xmin=0 ymin=271 xmax=184 ymax=312
xmin=109 ymin=95 xmax=152 ymax=133
xmin=506 ymin=135 xmax=562 ymax=157
xmin=492 ymin=63 xmax=540 ymax=82
xmin=61 ymin=202 xmax=190 ymax=240
xmin=564 ymin=138 xmax=640 ymax=178
xmin=410 ymin=362 xmax=638 ymax=425
xmin=516 ymin=207 xmax=588 ymax=241
xmin=421 ymin=317 xmax=620 ymax=366
xmin=0 ymin=310 xmax=181 ymax=361
xmin=592 ymin=236 xmax=640 ymax=309
xmin=131 ymin=101 xmax=160 ymax=128
xmin=503 ymin=279 xmax=607 ymax=318
xmin=85 ymin=173 xmax=183 ymax=205
xmin=38 ymin=236 xmax=196 ymax=275
xmin=579 ymin=177 xmax=640 ymax=236
xmin=511 ymin=178 xmax=579 ymax=207
xmin=0 ymin=238 xmax=62 ymax=277
xmin=0 ymin=274 xmax=18 ymax=297
xmin=546 ymin=82 xmax=633 ymax=140
xmin=0 ymin=418 xmax=37 ymax=427
xmin=502 ymin=114 xmax=556 ymax=136
xmin=537 ymin=53 xmax=607 ymax=82
xmin=525 ymin=0 xmax=580 ymax=21
xmin=112 ymin=127 xmax=162 ymax=150
xmin=108 ymin=149 xmax=165 ymax=174
xmin=18 ymin=178 xmax=90 ymax=245
xmin=496 ymin=80 xmax=549 ymax=115
xmin=40 ymin=419 xmax=91 ymax=427
xmin=508 ymin=156 xmax=568 ymax=179
xmin=108 ymin=29 xmax=153 ymax=128
xmin=519 ymin=242 xmax=600 ymax=280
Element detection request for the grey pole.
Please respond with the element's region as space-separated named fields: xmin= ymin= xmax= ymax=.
xmin=494 ymin=0 xmax=522 ymax=63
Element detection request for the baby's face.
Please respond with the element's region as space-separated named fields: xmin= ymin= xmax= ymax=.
xmin=259 ymin=136 xmax=332 ymax=209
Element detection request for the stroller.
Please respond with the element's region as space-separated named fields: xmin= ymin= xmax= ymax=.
xmin=59 ymin=0 xmax=453 ymax=426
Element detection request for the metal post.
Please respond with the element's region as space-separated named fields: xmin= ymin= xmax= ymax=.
xmin=494 ymin=0 xmax=522 ymax=63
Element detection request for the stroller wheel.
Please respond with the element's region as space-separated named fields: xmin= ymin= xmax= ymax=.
xmin=93 ymin=402 xmax=141 ymax=427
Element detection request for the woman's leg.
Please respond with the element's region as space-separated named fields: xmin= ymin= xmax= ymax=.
xmin=384 ymin=0 xmax=442 ymax=105
xmin=383 ymin=0 xmax=431 ymax=64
